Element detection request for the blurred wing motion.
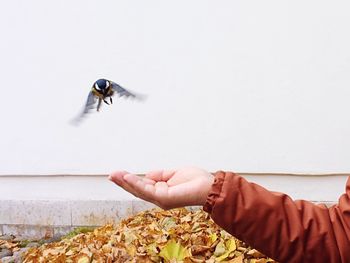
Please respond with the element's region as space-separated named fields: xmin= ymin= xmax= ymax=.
xmin=70 ymin=91 xmax=97 ymax=125
xmin=111 ymin=81 xmax=147 ymax=101
xmin=111 ymin=82 xmax=137 ymax=98
xmin=83 ymin=91 xmax=98 ymax=113
xmin=70 ymin=79 xmax=146 ymax=126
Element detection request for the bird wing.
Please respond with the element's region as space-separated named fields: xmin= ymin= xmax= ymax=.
xmin=82 ymin=90 xmax=97 ymax=114
xmin=70 ymin=91 xmax=97 ymax=125
xmin=111 ymin=81 xmax=136 ymax=98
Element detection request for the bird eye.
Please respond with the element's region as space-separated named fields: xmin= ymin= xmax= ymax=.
xmin=95 ymin=83 xmax=100 ymax=91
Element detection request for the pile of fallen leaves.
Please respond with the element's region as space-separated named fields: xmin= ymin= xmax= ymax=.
xmin=0 ymin=238 xmax=21 ymax=253
xmin=22 ymin=208 xmax=277 ymax=262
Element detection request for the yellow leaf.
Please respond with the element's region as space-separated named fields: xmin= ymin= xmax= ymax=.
xmin=226 ymin=239 xmax=236 ymax=252
xmin=123 ymin=229 xmax=137 ymax=244
xmin=209 ymin=233 xmax=218 ymax=244
xmin=226 ymin=254 xmax=244 ymax=263
xmin=180 ymin=214 xmax=192 ymax=223
xmin=220 ymin=230 xmax=231 ymax=239
xmin=146 ymin=242 xmax=158 ymax=256
xmin=126 ymin=244 xmax=137 ymax=257
xmin=21 ymin=208 xmax=277 ymax=263
xmin=159 ymin=240 xmax=189 ymax=261
xmin=74 ymin=254 xmax=90 ymax=263
xmin=214 ymin=241 xmax=226 ymax=257
xmin=215 ymin=239 xmax=237 ymax=262
xmin=161 ymin=217 xmax=177 ymax=231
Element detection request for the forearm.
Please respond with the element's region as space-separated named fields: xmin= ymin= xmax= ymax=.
xmin=203 ymin=171 xmax=344 ymax=263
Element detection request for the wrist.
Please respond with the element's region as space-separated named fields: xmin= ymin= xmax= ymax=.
xmin=203 ymin=171 xmax=227 ymax=213
xmin=198 ymin=173 xmax=215 ymax=206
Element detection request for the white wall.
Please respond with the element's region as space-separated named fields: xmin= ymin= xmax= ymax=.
xmin=1 ymin=0 xmax=350 ymax=175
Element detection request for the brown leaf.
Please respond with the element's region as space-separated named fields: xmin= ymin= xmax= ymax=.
xmin=21 ymin=208 xmax=277 ymax=263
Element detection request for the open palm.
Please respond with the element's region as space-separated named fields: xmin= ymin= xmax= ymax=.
xmin=109 ymin=167 xmax=214 ymax=209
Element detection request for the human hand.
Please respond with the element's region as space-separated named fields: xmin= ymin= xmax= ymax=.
xmin=109 ymin=167 xmax=214 ymax=209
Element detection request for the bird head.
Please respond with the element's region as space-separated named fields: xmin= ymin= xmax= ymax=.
xmin=94 ymin=79 xmax=111 ymax=95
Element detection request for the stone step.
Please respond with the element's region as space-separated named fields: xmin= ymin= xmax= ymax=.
xmin=0 ymin=174 xmax=346 ymax=239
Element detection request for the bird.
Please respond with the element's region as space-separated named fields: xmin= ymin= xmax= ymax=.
xmin=71 ymin=78 xmax=142 ymax=124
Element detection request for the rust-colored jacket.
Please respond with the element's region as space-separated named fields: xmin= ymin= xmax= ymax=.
xmin=203 ymin=171 xmax=350 ymax=263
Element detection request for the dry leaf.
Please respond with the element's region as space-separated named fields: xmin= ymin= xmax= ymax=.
xmin=21 ymin=208 xmax=277 ymax=263
xmin=159 ymin=240 xmax=190 ymax=261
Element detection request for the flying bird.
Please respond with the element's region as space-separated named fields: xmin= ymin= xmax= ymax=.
xmin=71 ymin=78 xmax=142 ymax=124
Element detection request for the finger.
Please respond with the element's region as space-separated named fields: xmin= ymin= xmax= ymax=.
xmin=109 ymin=172 xmax=142 ymax=198
xmin=109 ymin=172 xmax=158 ymax=203
xmin=108 ymin=171 xmax=129 ymax=186
xmin=116 ymin=174 xmax=158 ymax=203
xmin=145 ymin=170 xmax=176 ymax=182
xmin=109 ymin=171 xmax=155 ymax=184
xmin=109 ymin=171 xmax=150 ymax=200
xmin=124 ymin=174 xmax=158 ymax=201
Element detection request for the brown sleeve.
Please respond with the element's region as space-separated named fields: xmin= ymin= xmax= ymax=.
xmin=203 ymin=171 xmax=350 ymax=263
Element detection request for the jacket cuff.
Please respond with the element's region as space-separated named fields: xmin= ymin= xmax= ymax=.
xmin=203 ymin=171 xmax=226 ymax=214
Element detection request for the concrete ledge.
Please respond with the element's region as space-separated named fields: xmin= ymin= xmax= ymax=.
xmin=0 ymin=200 xmax=156 ymax=239
xmin=1 ymin=200 xmax=72 ymax=226
xmin=0 ymin=174 xmax=346 ymax=239
xmin=0 ymin=200 xmax=337 ymax=240
xmin=2 ymin=225 xmax=57 ymax=240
